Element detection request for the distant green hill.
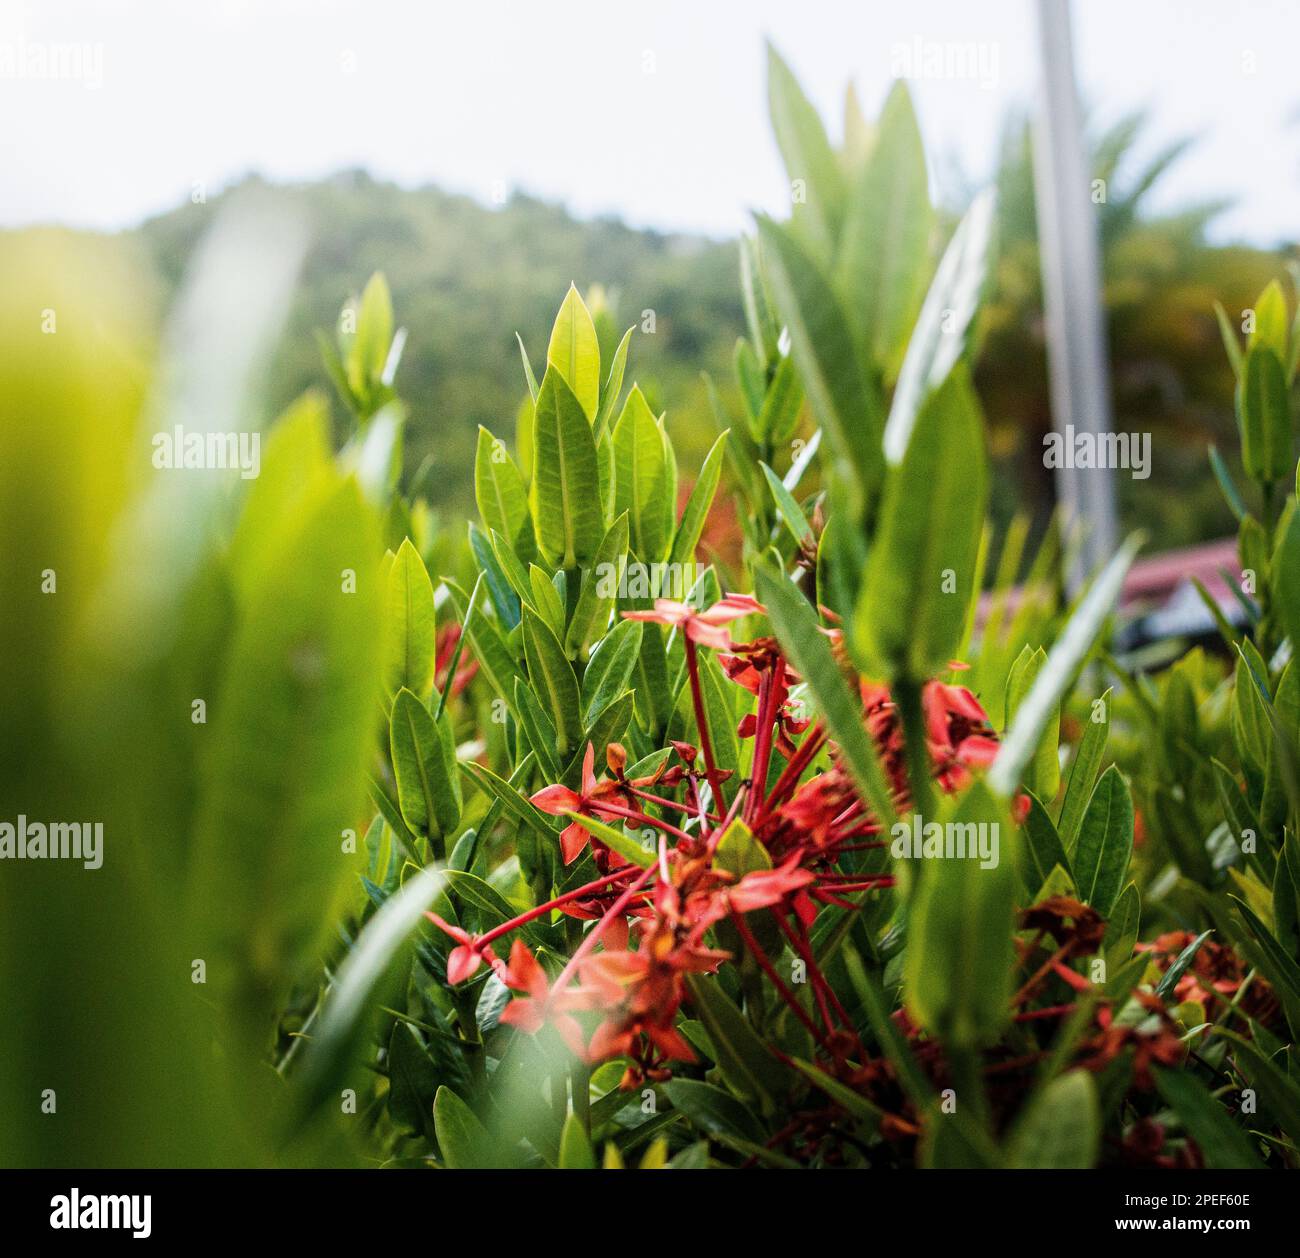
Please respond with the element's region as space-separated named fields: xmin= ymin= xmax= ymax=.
xmin=134 ymin=171 xmax=745 ymax=515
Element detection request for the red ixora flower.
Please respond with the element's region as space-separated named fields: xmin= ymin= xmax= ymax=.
xmin=623 ymin=593 xmax=764 ymax=651
xmin=496 ymin=938 xmax=587 ymax=1058
xmin=422 ymin=911 xmax=498 ymax=984
xmin=861 ymin=675 xmax=999 ymax=801
xmin=529 ymin=741 xmax=657 ymax=865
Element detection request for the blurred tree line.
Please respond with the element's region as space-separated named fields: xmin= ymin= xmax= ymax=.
xmin=130 ymin=110 xmax=1293 ymax=554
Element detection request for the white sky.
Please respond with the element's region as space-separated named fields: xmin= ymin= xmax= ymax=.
xmin=1 ymin=0 xmax=1296 ymax=244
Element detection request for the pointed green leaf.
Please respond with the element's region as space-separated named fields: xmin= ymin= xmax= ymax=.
xmin=837 ymin=80 xmax=931 ymax=375
xmin=521 ymin=605 xmax=582 ymax=758
xmin=390 ymin=687 xmax=462 ymax=845
xmin=903 ymin=783 xmax=1017 ymax=1049
xmin=990 ymin=537 xmax=1141 ymax=798
xmin=546 ymin=284 xmax=600 ymax=420
xmin=1072 ymin=765 xmax=1133 ymax=917
xmin=531 ymin=368 xmax=603 ymax=568
xmin=765 ymin=42 xmax=844 ymax=256
xmin=1239 ymin=345 xmax=1292 ymax=483
xmin=566 ymin=512 xmax=628 ymax=656
xmin=885 ymin=189 xmax=996 ymax=463
xmin=853 ymin=366 xmax=987 ymax=678
xmin=386 ymin=537 xmax=437 ymax=697
xmin=1058 ymin=688 xmax=1112 ymax=851
xmin=755 ymin=214 xmax=884 ymax=509
xmin=475 ymin=425 xmax=535 ymax=562
xmin=612 ymin=386 xmax=674 ymax=565
xmin=668 ymin=431 xmax=727 ymax=572
xmin=1006 ymin=1071 xmax=1099 ymax=1168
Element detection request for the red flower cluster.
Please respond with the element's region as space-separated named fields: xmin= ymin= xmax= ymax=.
xmin=425 ymin=595 xmax=1008 ymax=1092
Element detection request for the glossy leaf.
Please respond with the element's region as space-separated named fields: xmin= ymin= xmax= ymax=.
xmin=853 ymin=366 xmax=987 ymax=678
xmin=531 ymin=368 xmax=603 ymax=568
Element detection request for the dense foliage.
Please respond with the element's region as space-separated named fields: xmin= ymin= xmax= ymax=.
xmin=4 ymin=46 xmax=1300 ymax=1172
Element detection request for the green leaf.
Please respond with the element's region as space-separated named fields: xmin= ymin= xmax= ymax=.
xmin=1213 ymin=301 xmax=1244 ymax=379
xmin=564 ymin=811 xmax=654 ymax=869
xmin=1105 ymin=881 xmax=1141 ymax=972
xmin=837 ymin=80 xmax=931 ymax=376
xmin=1071 ymin=765 xmax=1133 ymax=917
xmin=755 ymin=214 xmax=883 ymax=511
xmin=1272 ymin=508 xmax=1300 ymax=656
xmin=1231 ymin=897 xmax=1300 ymax=1037
xmin=474 ymin=425 xmax=535 ymax=562
xmin=668 ymin=431 xmax=727 ymax=571
xmin=516 ymin=332 xmax=539 ymax=402
xmin=595 ymin=326 xmax=634 ymax=437
xmin=760 ymin=461 xmax=814 ymax=548
xmin=755 ymin=565 xmax=898 ymax=830
xmin=1153 ymin=1067 xmax=1264 ymax=1169
xmin=1239 ymin=345 xmax=1292 ymax=484
xmin=513 ymin=677 xmax=562 ymax=783
xmin=298 ymin=865 xmax=447 ymax=1109
xmin=885 ymin=189 xmax=996 ymax=463
xmin=581 ymin=618 xmax=643 ymax=727
xmin=390 ymin=687 xmax=462 ymax=846
xmin=576 ymin=690 xmax=635 ymax=773
xmin=531 ymin=368 xmax=603 ymax=569
xmin=1219 ymin=1028 xmax=1300 ymax=1142
xmin=558 ymin=1112 xmax=596 ymax=1169
xmin=1018 ymin=791 xmax=1071 ymax=894
xmin=713 ymin=817 xmax=772 ymax=879
xmin=546 ymin=283 xmax=600 ymax=420
xmin=387 ymin=1021 xmax=438 ymax=1136
xmin=853 ymin=366 xmax=987 ymax=678
xmin=990 ymin=537 xmax=1141 ymax=798
xmin=565 ymin=512 xmax=628 ymax=656
xmin=1058 ymin=688 xmax=1112 ymax=851
xmin=444 ymin=578 xmax=524 ymax=712
xmin=664 ymin=1078 xmax=766 ymax=1144
xmin=386 ymin=537 xmax=437 ymax=697
xmin=521 ymin=606 xmax=582 ymax=759
xmin=1209 ymin=443 xmax=1247 ymax=521
xmin=350 ymin=271 xmax=393 ymax=392
xmin=434 ymin=1086 xmax=506 ymax=1169
xmin=1249 ymin=279 xmax=1289 ymax=362
xmin=612 ymin=386 xmax=674 ymax=565
xmin=461 ymin=759 xmax=555 ymax=849
xmin=753 ymin=353 xmax=804 ymax=446
xmin=788 ymin=1059 xmax=882 ymax=1132
xmin=1155 ymin=929 xmax=1213 ymax=1001
xmin=684 ymin=972 xmax=789 ymax=1113
xmin=190 ymin=478 xmax=384 ymax=1015
xmin=524 ymin=565 xmax=564 ymax=642
xmin=1005 ymin=1071 xmax=1099 ymax=1168
xmin=903 ymin=783 xmax=1017 ymax=1049
xmin=765 ymin=42 xmax=844 ymax=256
xmin=1004 ymin=646 xmax=1060 ymax=801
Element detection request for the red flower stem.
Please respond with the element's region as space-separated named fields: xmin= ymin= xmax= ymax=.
xmin=763 ymin=723 xmax=826 ymax=814
xmin=587 ymin=799 xmax=694 ymax=846
xmin=709 ymin=778 xmax=749 ymax=853
xmin=478 ymin=866 xmax=643 ymax=948
xmin=776 ymin=913 xmax=853 ymax=1029
xmin=622 ymin=784 xmax=719 ymax=820
xmin=727 ymin=909 xmax=827 ymax=1046
xmin=1014 ymin=1004 xmax=1076 ymax=1022
xmin=745 ymin=670 xmax=777 ymax=826
xmin=684 ymin=637 xmax=727 ymax=811
xmin=543 ymin=861 xmax=659 ymax=1015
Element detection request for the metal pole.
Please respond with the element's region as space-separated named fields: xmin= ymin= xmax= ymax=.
xmin=1031 ymin=0 xmax=1119 ymax=591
